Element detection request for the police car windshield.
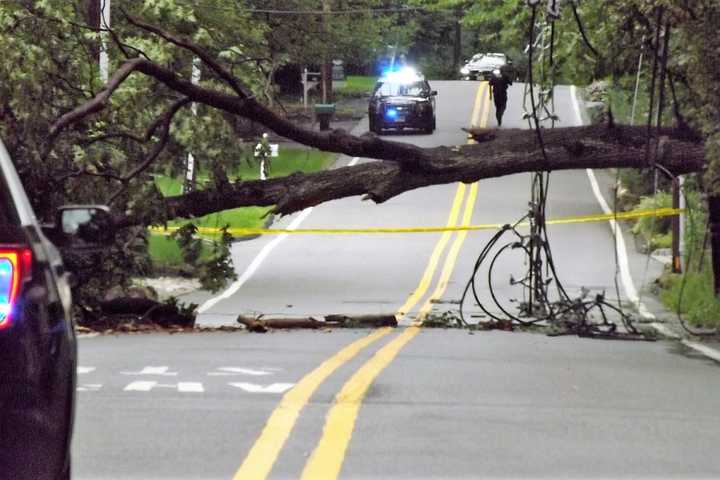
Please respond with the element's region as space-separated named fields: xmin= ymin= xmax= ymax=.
xmin=375 ymin=81 xmax=427 ymax=97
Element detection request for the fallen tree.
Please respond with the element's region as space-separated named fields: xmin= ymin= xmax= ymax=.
xmin=43 ymin=10 xmax=715 ymax=294
xmin=47 ymin=34 xmax=704 ymax=222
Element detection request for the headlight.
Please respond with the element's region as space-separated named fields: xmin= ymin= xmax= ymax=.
xmin=460 ymin=67 xmax=470 ymax=75
xmin=384 ymin=107 xmax=399 ymax=120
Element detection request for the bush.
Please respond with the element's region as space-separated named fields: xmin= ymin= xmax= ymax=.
xmin=660 ymin=269 xmax=720 ymax=329
xmin=631 ymin=192 xmax=672 ymax=250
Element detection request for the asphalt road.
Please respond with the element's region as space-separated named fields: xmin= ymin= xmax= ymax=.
xmin=73 ymin=81 xmax=720 ymax=479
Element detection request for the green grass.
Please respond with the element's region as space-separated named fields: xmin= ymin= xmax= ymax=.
xmin=150 ymin=148 xmax=335 ymax=268
xmin=660 ymin=268 xmax=720 ymax=329
xmin=147 ymin=234 xmax=209 ymax=266
xmin=339 ymin=75 xmax=377 ymax=95
xmin=155 ymin=147 xmax=333 ymax=230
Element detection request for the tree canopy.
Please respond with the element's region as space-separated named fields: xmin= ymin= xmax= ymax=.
xmin=1 ymin=0 xmax=718 ymax=293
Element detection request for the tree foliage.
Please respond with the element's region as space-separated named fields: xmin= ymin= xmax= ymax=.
xmin=1 ymin=0 xmax=718 ymax=295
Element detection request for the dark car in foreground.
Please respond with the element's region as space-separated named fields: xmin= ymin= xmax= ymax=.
xmin=0 ymin=139 xmax=111 ymax=479
xmin=368 ymin=67 xmax=437 ymax=134
xmin=460 ymin=52 xmax=512 ymax=80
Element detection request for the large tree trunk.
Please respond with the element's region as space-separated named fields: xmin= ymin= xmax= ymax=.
xmin=709 ymin=195 xmax=720 ymax=296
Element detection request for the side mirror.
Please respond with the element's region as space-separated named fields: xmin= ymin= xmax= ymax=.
xmin=56 ymin=205 xmax=115 ymax=245
xmin=430 ymin=90 xmax=438 ymax=96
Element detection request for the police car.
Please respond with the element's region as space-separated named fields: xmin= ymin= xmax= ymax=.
xmin=368 ymin=67 xmax=437 ymax=134
xmin=0 ymin=138 xmax=112 ymax=479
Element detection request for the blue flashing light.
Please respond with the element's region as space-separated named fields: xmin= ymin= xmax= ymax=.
xmin=385 ymin=108 xmax=398 ymax=120
xmin=381 ymin=65 xmax=401 ymax=77
xmin=380 ymin=66 xmax=421 ymax=84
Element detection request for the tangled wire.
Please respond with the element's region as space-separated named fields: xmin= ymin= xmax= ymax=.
xmin=458 ymin=0 xmax=651 ymax=340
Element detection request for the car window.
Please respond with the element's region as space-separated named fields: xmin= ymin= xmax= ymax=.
xmin=0 ymin=176 xmax=23 ymax=242
xmin=374 ymin=81 xmax=429 ymax=97
xmin=0 ymin=179 xmax=19 ymax=227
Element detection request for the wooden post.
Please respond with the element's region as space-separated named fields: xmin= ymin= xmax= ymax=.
xmin=672 ymin=180 xmax=681 ymax=273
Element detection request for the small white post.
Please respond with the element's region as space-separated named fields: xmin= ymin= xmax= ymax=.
xmin=303 ymin=67 xmax=308 ymax=110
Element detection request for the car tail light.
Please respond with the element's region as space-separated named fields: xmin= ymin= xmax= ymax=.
xmin=0 ymin=246 xmax=32 ymax=330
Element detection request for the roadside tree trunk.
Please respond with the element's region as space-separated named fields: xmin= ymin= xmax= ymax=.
xmin=709 ymin=196 xmax=720 ymax=295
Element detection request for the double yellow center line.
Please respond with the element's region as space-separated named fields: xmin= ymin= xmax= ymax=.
xmin=233 ymin=82 xmax=490 ymax=480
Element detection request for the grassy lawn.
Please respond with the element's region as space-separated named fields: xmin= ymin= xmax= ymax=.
xmin=150 ymin=147 xmax=335 ymax=269
xmin=339 ymin=75 xmax=377 ymax=96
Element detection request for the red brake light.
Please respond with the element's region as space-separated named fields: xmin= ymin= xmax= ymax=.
xmin=0 ymin=247 xmax=32 ymax=330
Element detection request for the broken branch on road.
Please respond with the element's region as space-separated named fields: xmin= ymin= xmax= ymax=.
xmin=236 ymin=314 xmax=398 ymax=332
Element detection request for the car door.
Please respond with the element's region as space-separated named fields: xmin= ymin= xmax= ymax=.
xmin=0 ymin=140 xmax=76 ymax=480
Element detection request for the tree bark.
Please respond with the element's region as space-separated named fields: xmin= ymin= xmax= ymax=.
xmin=709 ymin=195 xmax=720 ymax=296
xmin=46 ymin=56 xmax=706 ymax=227
xmin=236 ymin=314 xmax=398 ymax=332
xmin=149 ymin=125 xmax=704 ymax=222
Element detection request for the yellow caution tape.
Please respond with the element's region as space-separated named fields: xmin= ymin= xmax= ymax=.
xmin=148 ymin=207 xmax=682 ymax=237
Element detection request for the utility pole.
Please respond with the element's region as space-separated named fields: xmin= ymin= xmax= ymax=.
xmin=453 ymin=7 xmax=462 ymax=75
xmin=657 ymin=22 xmax=681 ymax=274
xmin=99 ymin=0 xmax=110 ymax=83
xmin=321 ymin=0 xmax=333 ymax=104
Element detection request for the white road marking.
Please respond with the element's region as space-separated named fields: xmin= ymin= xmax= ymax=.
xmin=77 ymin=384 xmax=102 ymax=392
xmin=197 ymin=156 xmax=360 ymax=315
xmin=228 ymin=382 xmax=295 ymax=394
xmin=120 ymin=366 xmax=178 ymax=376
xmin=77 ymin=366 xmax=96 ymax=374
xmin=682 ymin=341 xmax=720 ymax=363
xmin=570 ymin=85 xmax=655 ymax=321
xmin=207 ymin=367 xmax=276 ymax=376
xmin=650 ymin=322 xmax=681 ymax=339
xmin=198 ymin=208 xmax=313 ymax=313
xmin=123 ymin=381 xmax=205 ymax=393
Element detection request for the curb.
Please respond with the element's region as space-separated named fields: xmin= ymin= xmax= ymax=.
xmin=649 ymin=322 xmax=720 ymax=364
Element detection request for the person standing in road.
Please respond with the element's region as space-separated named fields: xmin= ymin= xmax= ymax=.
xmin=489 ymin=68 xmax=512 ymax=127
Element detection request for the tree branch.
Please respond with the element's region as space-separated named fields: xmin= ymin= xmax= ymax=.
xmin=106 ymin=97 xmax=191 ymax=204
xmin=46 ymin=57 xmax=146 ymax=155
xmin=112 ymin=124 xmax=704 ymax=227
xmin=47 ymin=57 xmax=432 ymax=171
xmin=123 ymin=12 xmax=250 ymax=98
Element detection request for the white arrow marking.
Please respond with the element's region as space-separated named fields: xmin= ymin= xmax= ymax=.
xmin=207 ymin=367 xmax=275 ymax=376
xmin=228 ymin=382 xmax=295 ymax=394
xmin=77 ymin=384 xmax=102 ymax=392
xmin=124 ymin=381 xmax=157 ymax=391
xmin=177 ymin=382 xmax=205 ymax=393
xmin=77 ymin=366 xmax=96 ymax=374
xmin=123 ymin=381 xmax=204 ymax=393
xmin=120 ymin=366 xmax=178 ymax=376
